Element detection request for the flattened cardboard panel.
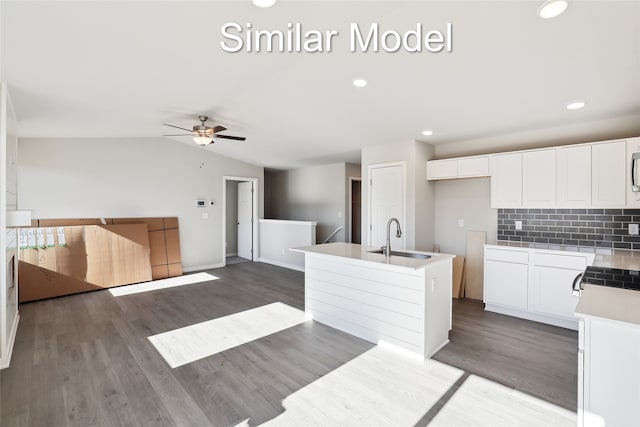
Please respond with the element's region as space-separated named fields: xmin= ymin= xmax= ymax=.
xmin=164 ymin=228 xmax=182 ymax=264
xmin=102 ymin=224 xmax=151 ymax=247
xmin=149 ymin=230 xmax=168 ymax=266
xmin=452 ymin=256 xmax=465 ymax=299
xmin=465 ymin=231 xmax=486 ymax=300
xmin=38 ymin=218 xmax=110 ymax=227
xmin=164 ymin=217 xmax=179 ymax=229
xmin=168 ymin=263 xmax=183 ymax=277
xmin=152 ymin=265 xmax=169 ymax=280
xmin=19 ymin=261 xmax=104 ymax=303
xmin=112 ymin=217 xmax=164 ymax=231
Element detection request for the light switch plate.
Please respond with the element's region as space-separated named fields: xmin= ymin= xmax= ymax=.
xmin=629 ymin=223 xmax=639 ymax=235
xmin=515 ymin=220 xmax=523 ymax=231
xmin=457 ymin=219 xmax=464 ymax=228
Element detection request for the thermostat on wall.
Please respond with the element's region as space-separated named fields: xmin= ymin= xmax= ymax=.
xmin=196 ymin=199 xmax=206 ymax=208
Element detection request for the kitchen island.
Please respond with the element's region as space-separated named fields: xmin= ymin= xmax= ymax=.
xmin=292 ymin=242 xmax=454 ymax=360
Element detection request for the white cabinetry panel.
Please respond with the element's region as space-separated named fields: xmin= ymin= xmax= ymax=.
xmin=531 ymin=266 xmax=581 ymax=322
xmin=557 ymin=145 xmax=592 ymax=207
xmin=484 ymin=253 xmax=528 ymax=310
xmin=458 ymin=156 xmax=489 ymax=177
xmin=523 ymin=149 xmax=556 ymax=207
xmin=491 ymin=153 xmax=522 ymax=208
xmin=592 ymin=141 xmax=626 ymax=206
xmin=426 ymin=159 xmax=457 ymax=180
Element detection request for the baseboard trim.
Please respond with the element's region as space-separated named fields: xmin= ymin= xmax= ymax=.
xmin=0 ymin=313 xmax=19 ymax=370
xmin=183 ymin=263 xmax=225 ymax=273
xmin=257 ymin=258 xmax=305 ymax=272
xmin=485 ymin=304 xmax=578 ymax=330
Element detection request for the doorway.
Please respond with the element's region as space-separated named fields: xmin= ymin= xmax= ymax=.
xmin=349 ymin=177 xmax=362 ymax=244
xmin=368 ymin=162 xmax=406 ymax=248
xmin=223 ymin=176 xmax=259 ymax=267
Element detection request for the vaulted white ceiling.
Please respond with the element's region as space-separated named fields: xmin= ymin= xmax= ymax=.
xmin=2 ymin=0 xmax=639 ymax=168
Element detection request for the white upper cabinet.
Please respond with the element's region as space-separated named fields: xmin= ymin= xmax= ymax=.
xmin=426 ymin=155 xmax=489 ymax=180
xmin=627 ymin=137 xmax=640 ymax=208
xmin=522 ymin=149 xmax=556 ymax=207
xmin=490 ymin=153 xmax=522 ymax=208
xmin=458 ymin=156 xmax=490 ymax=178
xmin=426 ymin=159 xmax=457 ymax=180
xmin=592 ymin=141 xmax=626 ymax=206
xmin=557 ymin=145 xmax=592 ymax=207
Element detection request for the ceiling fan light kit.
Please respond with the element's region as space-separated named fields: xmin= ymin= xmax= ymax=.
xmin=163 ymin=115 xmax=246 ymax=146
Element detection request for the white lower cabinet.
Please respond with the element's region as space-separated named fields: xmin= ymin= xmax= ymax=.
xmin=579 ymin=316 xmax=640 ymax=427
xmin=484 ymin=249 xmax=528 ymax=310
xmin=484 ymin=245 xmax=593 ymax=330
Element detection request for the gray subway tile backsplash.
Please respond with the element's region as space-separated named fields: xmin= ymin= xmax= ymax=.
xmin=496 ymin=208 xmax=640 ymax=249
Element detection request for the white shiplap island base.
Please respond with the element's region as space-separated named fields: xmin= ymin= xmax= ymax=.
xmin=292 ymin=243 xmax=454 ymax=360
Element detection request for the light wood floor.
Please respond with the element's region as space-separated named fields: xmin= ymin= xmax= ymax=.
xmin=1 ymin=262 xmax=578 ymax=426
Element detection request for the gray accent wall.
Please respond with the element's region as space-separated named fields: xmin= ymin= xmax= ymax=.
xmin=264 ymin=163 xmax=350 ymax=243
xmin=225 ymin=181 xmax=238 ymax=256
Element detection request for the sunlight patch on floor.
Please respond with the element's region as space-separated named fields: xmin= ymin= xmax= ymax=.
xmin=109 ymin=272 xmax=219 ymax=297
xmin=257 ymin=346 xmax=575 ymax=427
xmin=430 ymin=374 xmax=576 ymax=427
xmin=148 ymin=302 xmax=307 ymax=368
xmin=260 ymin=346 xmax=464 ymax=426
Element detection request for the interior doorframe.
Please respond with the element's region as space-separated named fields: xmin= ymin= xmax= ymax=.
xmin=222 ymin=176 xmax=259 ymax=267
xmin=367 ymin=161 xmax=407 ymax=248
xmin=348 ymin=177 xmax=362 ymax=243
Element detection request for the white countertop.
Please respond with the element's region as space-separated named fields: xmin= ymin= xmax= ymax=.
xmin=575 ymin=284 xmax=640 ymax=326
xmin=487 ymin=240 xmax=640 ymax=270
xmin=292 ymin=242 xmax=454 ymax=270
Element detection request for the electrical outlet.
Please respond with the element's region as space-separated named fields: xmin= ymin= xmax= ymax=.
xmin=515 ymin=220 xmax=523 ymax=231
xmin=629 ymin=224 xmax=639 ymax=235
xmin=457 ymin=219 xmax=464 ymax=228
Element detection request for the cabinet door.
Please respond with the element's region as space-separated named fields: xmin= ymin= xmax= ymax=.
xmin=592 ymin=141 xmax=626 ymax=206
xmin=458 ymin=156 xmax=489 ymax=178
xmin=484 ymin=260 xmax=528 ymax=309
xmin=490 ymin=153 xmax=522 ymax=208
xmin=627 ymin=138 xmax=640 ymax=208
xmin=426 ymin=159 xmax=457 ymax=180
xmin=557 ymin=145 xmax=591 ymax=207
xmin=587 ymin=319 xmax=640 ymax=427
xmin=523 ymin=149 xmax=556 ymax=207
xmin=531 ymin=266 xmax=582 ymax=321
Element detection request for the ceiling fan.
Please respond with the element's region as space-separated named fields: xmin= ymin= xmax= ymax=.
xmin=163 ymin=115 xmax=246 ymax=146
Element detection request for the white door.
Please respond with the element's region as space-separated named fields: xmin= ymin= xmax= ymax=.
xmin=370 ymin=164 xmax=405 ymax=249
xmin=490 ymin=153 xmax=523 ymax=208
xmin=237 ymin=181 xmax=253 ymax=260
xmin=522 ymin=149 xmax=556 ymax=207
xmin=592 ymin=141 xmax=626 ymax=206
xmin=557 ymin=145 xmax=592 ymax=207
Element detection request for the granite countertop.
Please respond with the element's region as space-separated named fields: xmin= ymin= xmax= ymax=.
xmin=291 ymin=242 xmax=454 ymax=270
xmin=486 ymin=240 xmax=640 ymax=270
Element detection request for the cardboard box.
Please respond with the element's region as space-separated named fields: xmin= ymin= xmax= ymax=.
xmin=165 ymin=228 xmax=181 ymax=264
xmin=19 ymin=224 xmax=152 ymax=302
xmin=152 ymin=265 xmax=169 ymax=280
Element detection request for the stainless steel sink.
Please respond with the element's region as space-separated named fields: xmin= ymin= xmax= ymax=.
xmin=368 ymin=249 xmax=431 ymax=260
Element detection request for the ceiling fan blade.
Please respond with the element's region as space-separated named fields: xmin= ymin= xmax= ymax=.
xmin=163 ymin=134 xmax=192 ymax=136
xmin=215 ymin=135 xmax=246 ymax=141
xmin=163 ymin=123 xmax=193 ymax=132
xmin=212 ymin=125 xmax=227 ymax=133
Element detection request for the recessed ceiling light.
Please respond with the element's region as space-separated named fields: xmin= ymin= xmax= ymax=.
xmin=352 ymin=77 xmax=368 ymax=88
xmin=253 ymin=0 xmax=276 ymax=8
xmin=566 ymin=101 xmax=586 ymax=110
xmin=538 ymin=0 xmax=569 ymax=19
xmin=422 ymin=130 xmax=434 ymax=136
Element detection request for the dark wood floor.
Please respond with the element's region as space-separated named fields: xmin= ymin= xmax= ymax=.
xmin=1 ymin=262 xmax=577 ymax=426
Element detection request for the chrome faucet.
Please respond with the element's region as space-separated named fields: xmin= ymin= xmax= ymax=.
xmin=385 ymin=218 xmax=402 ymax=257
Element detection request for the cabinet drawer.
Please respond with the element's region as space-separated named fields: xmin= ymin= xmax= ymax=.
xmin=534 ymin=252 xmax=588 ymax=270
xmin=485 ymin=248 xmax=529 ymax=264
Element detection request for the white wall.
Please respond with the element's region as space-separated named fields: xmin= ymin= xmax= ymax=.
xmin=434 ymin=177 xmax=497 ymax=256
xmin=18 ymin=137 xmax=264 ymax=270
xmin=258 ymin=219 xmax=316 ymax=271
xmin=225 ymin=180 xmax=238 ymax=256
xmin=361 ymin=140 xmax=435 ymax=251
xmin=265 ymin=163 xmax=347 ymax=243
